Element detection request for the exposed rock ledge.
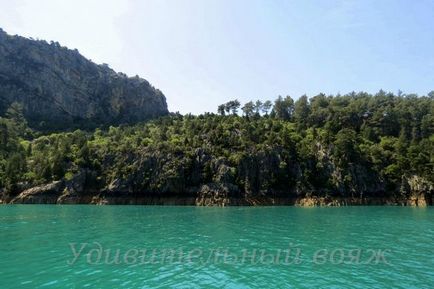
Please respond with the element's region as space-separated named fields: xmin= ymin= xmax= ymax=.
xmin=1 ymin=174 xmax=432 ymax=206
xmin=2 ymin=189 xmax=432 ymax=207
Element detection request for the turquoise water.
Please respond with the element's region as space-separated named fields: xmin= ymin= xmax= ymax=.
xmin=0 ymin=206 xmax=433 ymax=288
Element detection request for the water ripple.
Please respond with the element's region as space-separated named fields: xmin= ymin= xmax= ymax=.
xmin=0 ymin=206 xmax=433 ymax=288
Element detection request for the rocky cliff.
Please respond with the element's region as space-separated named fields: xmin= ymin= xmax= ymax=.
xmin=5 ymin=174 xmax=432 ymax=206
xmin=0 ymin=28 xmax=168 ymax=130
xmin=3 ymin=147 xmax=432 ymax=206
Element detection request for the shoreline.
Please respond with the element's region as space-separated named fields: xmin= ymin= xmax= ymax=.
xmin=1 ymin=193 xmax=432 ymax=207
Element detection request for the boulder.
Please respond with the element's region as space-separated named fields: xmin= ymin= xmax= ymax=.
xmin=10 ymin=181 xmax=64 ymax=204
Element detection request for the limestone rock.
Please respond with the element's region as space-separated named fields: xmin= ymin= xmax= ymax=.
xmin=195 ymin=183 xmax=238 ymax=206
xmin=10 ymin=181 xmax=63 ymax=204
xmin=0 ymin=28 xmax=168 ymax=130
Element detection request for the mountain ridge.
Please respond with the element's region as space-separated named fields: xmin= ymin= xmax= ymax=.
xmin=0 ymin=28 xmax=168 ymax=130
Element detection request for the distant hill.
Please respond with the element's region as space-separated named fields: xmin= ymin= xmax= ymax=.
xmin=0 ymin=28 xmax=168 ymax=130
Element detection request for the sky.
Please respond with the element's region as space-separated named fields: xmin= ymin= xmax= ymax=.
xmin=1 ymin=0 xmax=433 ymax=114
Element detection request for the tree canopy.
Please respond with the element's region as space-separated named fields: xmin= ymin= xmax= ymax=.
xmin=0 ymin=91 xmax=433 ymax=199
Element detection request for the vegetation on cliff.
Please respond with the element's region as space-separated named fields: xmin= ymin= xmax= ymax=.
xmin=0 ymin=91 xmax=433 ymax=202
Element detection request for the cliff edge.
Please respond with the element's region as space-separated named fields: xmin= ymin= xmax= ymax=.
xmin=0 ymin=28 xmax=168 ymax=130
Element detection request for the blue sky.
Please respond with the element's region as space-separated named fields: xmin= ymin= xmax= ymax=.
xmin=1 ymin=0 xmax=433 ymax=114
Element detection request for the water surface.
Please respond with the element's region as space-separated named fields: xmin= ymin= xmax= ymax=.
xmin=0 ymin=206 xmax=433 ymax=288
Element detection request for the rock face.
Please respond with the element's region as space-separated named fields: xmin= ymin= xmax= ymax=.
xmin=0 ymin=28 xmax=168 ymax=130
xmin=2 ymin=136 xmax=432 ymax=206
xmin=195 ymin=183 xmax=237 ymax=206
xmin=10 ymin=181 xmax=64 ymax=204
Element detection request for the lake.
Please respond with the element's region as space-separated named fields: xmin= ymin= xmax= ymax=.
xmin=0 ymin=206 xmax=433 ymax=288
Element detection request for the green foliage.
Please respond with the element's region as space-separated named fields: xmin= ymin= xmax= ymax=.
xmin=217 ymin=99 xmax=241 ymax=115
xmin=293 ymin=95 xmax=310 ymax=131
xmin=241 ymin=101 xmax=255 ymax=118
xmin=272 ymin=95 xmax=294 ymax=120
xmin=0 ymin=91 xmax=433 ymax=197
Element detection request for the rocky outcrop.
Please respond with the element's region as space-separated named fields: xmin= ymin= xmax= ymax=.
xmin=9 ymin=170 xmax=91 ymax=204
xmin=0 ymin=28 xmax=168 ymax=130
xmin=195 ymin=183 xmax=238 ymax=206
xmin=400 ymin=175 xmax=433 ymax=206
xmin=1 ymin=138 xmax=432 ymax=206
xmin=2 ymin=140 xmax=432 ymax=206
xmin=57 ymin=170 xmax=93 ymax=204
xmin=10 ymin=181 xmax=64 ymax=204
xmin=3 ymin=185 xmax=432 ymax=207
xmin=3 ymin=149 xmax=432 ymax=206
xmin=294 ymin=196 xmax=401 ymax=206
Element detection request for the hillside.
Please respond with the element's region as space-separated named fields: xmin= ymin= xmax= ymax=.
xmin=0 ymin=28 xmax=168 ymax=130
xmin=1 ymin=92 xmax=433 ymax=206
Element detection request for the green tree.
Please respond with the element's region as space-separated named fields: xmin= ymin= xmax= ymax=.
xmin=333 ymin=128 xmax=358 ymax=165
xmin=254 ymin=100 xmax=263 ymax=115
xmin=242 ymin=101 xmax=255 ymax=118
xmin=5 ymin=102 xmax=29 ymax=138
xmin=217 ymin=104 xmax=226 ymax=116
xmin=226 ymin=100 xmax=241 ymax=115
xmin=5 ymin=152 xmax=26 ymax=191
xmin=293 ymin=95 xmax=310 ymax=130
xmin=0 ymin=121 xmax=8 ymax=152
xmin=51 ymin=152 xmax=66 ymax=180
xmin=262 ymin=100 xmax=272 ymax=115
xmin=272 ymin=95 xmax=294 ymax=120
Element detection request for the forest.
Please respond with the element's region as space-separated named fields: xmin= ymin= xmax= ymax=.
xmin=0 ymin=90 xmax=433 ymax=202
